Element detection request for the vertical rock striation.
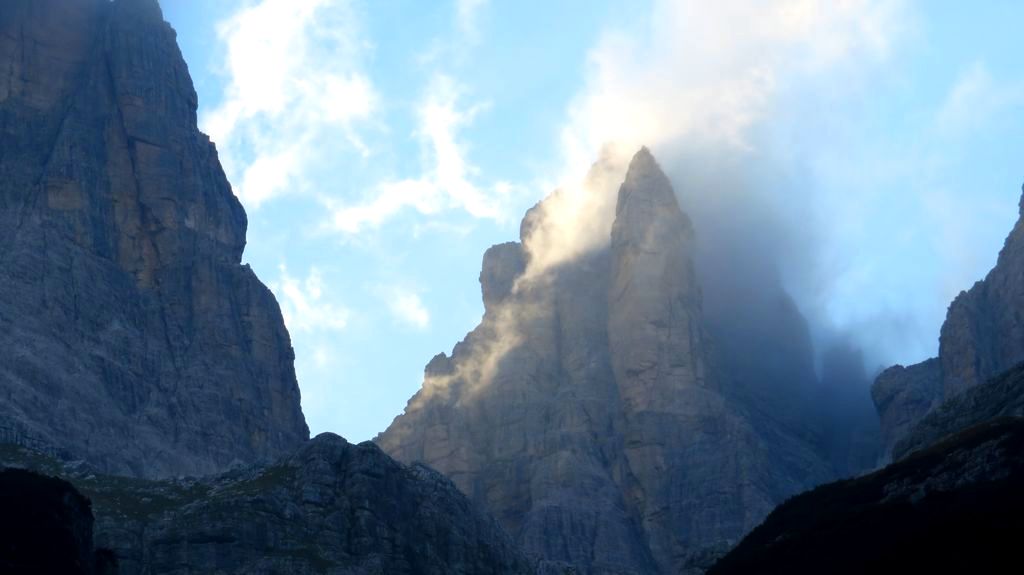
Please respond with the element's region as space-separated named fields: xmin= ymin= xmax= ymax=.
xmin=379 ymin=148 xmax=840 ymax=574
xmin=0 ymin=0 xmax=308 ymax=478
xmin=873 ymin=185 xmax=1024 ymax=458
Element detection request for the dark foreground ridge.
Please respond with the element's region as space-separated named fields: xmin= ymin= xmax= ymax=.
xmin=0 ymin=434 xmax=532 ymax=575
xmin=0 ymin=468 xmax=117 ymax=575
xmin=708 ymin=415 xmax=1024 ymax=575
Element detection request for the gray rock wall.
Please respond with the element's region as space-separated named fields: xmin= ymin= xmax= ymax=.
xmin=0 ymin=0 xmax=308 ymax=478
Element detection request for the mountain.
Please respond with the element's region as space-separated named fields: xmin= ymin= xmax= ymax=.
xmin=0 ymin=434 xmax=532 ymax=575
xmin=706 ymin=414 xmax=1024 ymax=575
xmin=0 ymin=3 xmax=544 ymax=572
xmin=378 ymin=148 xmax=855 ymax=574
xmin=0 ymin=0 xmax=308 ymax=478
xmin=873 ymin=185 xmax=1024 ymax=458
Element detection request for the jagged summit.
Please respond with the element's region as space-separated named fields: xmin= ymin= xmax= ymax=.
xmin=0 ymin=0 xmax=307 ymax=478
xmin=614 ymin=147 xmax=693 ymax=239
xmin=379 ymin=147 xmax=841 ymax=574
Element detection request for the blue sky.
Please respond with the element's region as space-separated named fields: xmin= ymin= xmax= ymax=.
xmin=161 ymin=0 xmax=1024 ymax=442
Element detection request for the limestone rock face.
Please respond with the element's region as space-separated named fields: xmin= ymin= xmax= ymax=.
xmin=379 ymin=149 xmax=840 ymax=574
xmin=0 ymin=436 xmax=531 ymax=575
xmin=941 ymin=191 xmax=1024 ymax=395
xmin=873 ymin=185 xmax=1024 ymax=458
xmin=481 ymin=242 xmax=527 ymax=312
xmin=0 ymin=0 xmax=308 ymax=478
xmin=608 ymin=148 xmax=707 ymax=413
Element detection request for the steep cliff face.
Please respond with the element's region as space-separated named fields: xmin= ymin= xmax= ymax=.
xmin=0 ymin=0 xmax=308 ymax=478
xmin=379 ymin=149 xmax=840 ymax=574
xmin=873 ymin=186 xmax=1024 ymax=458
xmin=0 ymin=436 xmax=532 ymax=575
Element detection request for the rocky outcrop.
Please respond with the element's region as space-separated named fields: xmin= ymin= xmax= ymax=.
xmin=872 ymin=185 xmax=1024 ymax=458
xmin=0 ymin=435 xmax=532 ymax=575
xmin=481 ymin=243 xmax=527 ymax=311
xmin=0 ymin=0 xmax=308 ymax=478
xmin=378 ymin=149 xmax=844 ymax=574
xmin=707 ymin=416 xmax=1024 ymax=575
xmin=872 ymin=359 xmax=942 ymax=457
xmin=0 ymin=468 xmax=117 ymax=574
xmin=893 ymin=362 xmax=1024 ymax=460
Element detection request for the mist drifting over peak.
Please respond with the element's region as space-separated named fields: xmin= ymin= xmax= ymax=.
xmin=496 ymin=1 xmax=893 ymax=388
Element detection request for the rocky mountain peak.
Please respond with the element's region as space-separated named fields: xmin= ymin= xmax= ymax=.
xmin=609 ymin=148 xmax=706 ymax=415
xmin=380 ymin=146 xmax=841 ymax=574
xmin=613 ymin=147 xmax=695 ymax=248
xmin=480 ymin=242 xmax=526 ymax=311
xmin=0 ymin=0 xmax=307 ymax=478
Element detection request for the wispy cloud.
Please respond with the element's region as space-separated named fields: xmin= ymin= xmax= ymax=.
xmin=560 ymin=0 xmax=900 ymax=170
xmin=326 ymin=75 xmax=518 ymax=234
xmin=384 ymin=287 xmax=432 ymax=330
xmin=935 ymin=61 xmax=1024 ymax=137
xmin=203 ymin=0 xmax=376 ymax=208
xmin=518 ymin=0 xmax=904 ymax=277
xmin=273 ymin=266 xmax=350 ymax=333
xmin=456 ymin=0 xmax=488 ymax=39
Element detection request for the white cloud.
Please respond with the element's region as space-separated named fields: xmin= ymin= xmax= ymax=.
xmin=935 ymin=61 xmax=1024 ymax=137
xmin=273 ymin=266 xmax=350 ymax=333
xmin=456 ymin=0 xmax=488 ymax=38
xmin=560 ymin=0 xmax=900 ymax=172
xmin=518 ymin=0 xmax=903 ymax=277
xmin=312 ymin=345 xmax=333 ymax=369
xmin=384 ymin=287 xmax=431 ymax=330
xmin=204 ymin=0 xmax=376 ymax=208
xmin=327 ymin=75 xmax=518 ymax=234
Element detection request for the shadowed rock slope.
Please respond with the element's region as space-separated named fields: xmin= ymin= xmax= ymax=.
xmin=893 ymin=361 xmax=1024 ymax=460
xmin=873 ymin=185 xmax=1024 ymax=458
xmin=0 ymin=0 xmax=307 ymax=478
xmin=706 ymin=415 xmax=1024 ymax=575
xmin=0 ymin=434 xmax=532 ymax=575
xmin=0 ymin=468 xmax=117 ymax=575
xmin=378 ymin=149 xmax=852 ymax=574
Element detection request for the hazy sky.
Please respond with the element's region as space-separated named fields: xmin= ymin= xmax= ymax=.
xmin=161 ymin=0 xmax=1024 ymax=442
